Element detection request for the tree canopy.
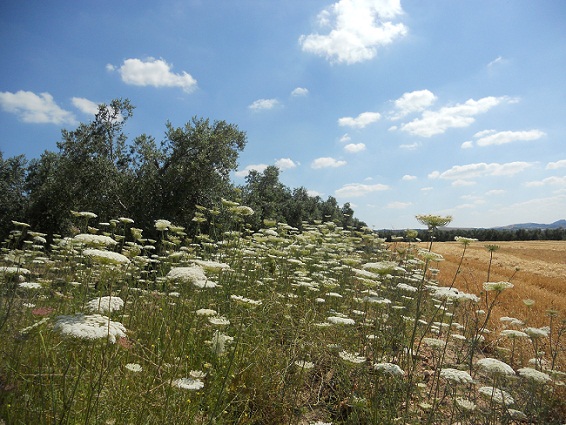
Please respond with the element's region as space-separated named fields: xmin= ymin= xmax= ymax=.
xmin=0 ymin=99 xmax=367 ymax=241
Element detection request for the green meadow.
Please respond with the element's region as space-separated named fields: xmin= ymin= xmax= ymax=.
xmin=1 ymin=208 xmax=564 ymax=424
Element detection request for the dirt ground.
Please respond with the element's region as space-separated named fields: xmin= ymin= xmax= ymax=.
xmin=420 ymin=240 xmax=566 ymax=329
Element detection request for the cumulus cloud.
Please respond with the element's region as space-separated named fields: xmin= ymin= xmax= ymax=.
xmin=429 ymin=161 xmax=534 ymax=180
xmin=467 ymin=129 xmax=546 ymax=147
xmin=112 ymin=58 xmax=197 ymax=93
xmin=311 ymin=157 xmax=347 ymax=169
xmin=339 ymin=133 xmax=351 ymax=143
xmin=344 ymin=143 xmax=366 ymax=153
xmin=402 ymin=174 xmax=417 ymax=181
xmin=338 ymin=111 xmax=381 ymax=128
xmin=525 ymin=176 xmax=566 ymax=187
xmin=291 ymin=87 xmax=309 ymax=96
xmin=71 ymin=97 xmax=99 ymax=115
xmin=335 ymin=182 xmax=389 ymax=197
xmin=0 ymin=90 xmax=76 ymax=124
xmin=234 ymin=164 xmax=268 ymax=177
xmin=399 ymin=142 xmax=420 ymax=150
xmin=299 ymin=0 xmax=407 ymax=64
xmin=249 ymin=98 xmax=279 ymax=111
xmin=390 ymin=89 xmax=437 ymax=120
xmin=461 ymin=141 xmax=474 ymax=149
xmin=387 ymin=201 xmax=411 ymax=209
xmin=547 ymin=159 xmax=566 ymax=170
xmin=451 ymin=179 xmax=476 ymax=187
xmin=275 ymin=158 xmax=298 ymax=170
xmin=399 ymin=96 xmax=512 ymax=137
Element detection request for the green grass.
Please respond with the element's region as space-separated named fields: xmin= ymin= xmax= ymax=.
xmin=0 ymin=210 xmax=564 ymax=424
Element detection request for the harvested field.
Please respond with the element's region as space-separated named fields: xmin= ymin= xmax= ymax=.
xmin=424 ymin=240 xmax=566 ymax=329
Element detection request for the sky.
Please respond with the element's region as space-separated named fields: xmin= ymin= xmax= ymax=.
xmin=1 ymin=0 xmax=566 ymax=230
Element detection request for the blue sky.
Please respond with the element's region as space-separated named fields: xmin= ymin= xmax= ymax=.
xmin=1 ymin=0 xmax=565 ymax=229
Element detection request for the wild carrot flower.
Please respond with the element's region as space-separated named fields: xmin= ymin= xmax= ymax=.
xmin=167 ymin=266 xmax=216 ymax=288
xmin=339 ymin=351 xmax=366 ymax=364
xmin=373 ymin=362 xmax=405 ymax=376
xmin=196 ymin=308 xmax=217 ymax=316
xmin=209 ymin=330 xmax=233 ymax=355
xmin=83 ymin=249 xmax=131 ymax=265
xmin=231 ymin=295 xmax=262 ymax=306
xmin=440 ymin=368 xmax=474 ymax=384
xmin=430 ymin=286 xmax=479 ymax=302
xmin=294 ymin=360 xmax=314 ymax=370
xmin=18 ymin=282 xmax=42 ymax=289
xmin=455 ymin=397 xmax=476 ymax=411
xmin=73 ymin=234 xmax=117 ymax=246
xmin=125 ymin=363 xmax=142 ymax=372
xmin=326 ymin=316 xmax=355 ymax=325
xmin=483 ymin=281 xmax=514 ymax=292
xmin=54 ymin=313 xmax=127 ymax=343
xmin=476 ymin=358 xmax=515 ymax=376
xmin=172 ymin=378 xmax=204 ymax=390
xmin=478 ymin=386 xmax=514 ymax=405
xmin=154 ymin=219 xmax=171 ymax=231
xmin=422 ymin=337 xmax=446 ymax=349
xmin=208 ymin=316 xmax=230 ymax=326
xmin=517 ymin=367 xmax=552 ymax=383
xmin=500 ymin=329 xmax=528 ymax=339
xmin=523 ymin=326 xmax=550 ymax=338
xmin=86 ymin=296 xmax=125 ymax=313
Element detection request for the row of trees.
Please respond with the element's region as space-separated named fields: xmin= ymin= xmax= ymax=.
xmin=0 ymin=99 xmax=365 ymax=241
xmin=380 ymin=227 xmax=566 ymax=242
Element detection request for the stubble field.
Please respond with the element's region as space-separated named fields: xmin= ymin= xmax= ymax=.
xmin=425 ymin=240 xmax=566 ymax=329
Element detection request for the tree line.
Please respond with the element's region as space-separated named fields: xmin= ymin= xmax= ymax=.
xmin=380 ymin=227 xmax=566 ymax=242
xmin=0 ymin=99 xmax=366 ymax=241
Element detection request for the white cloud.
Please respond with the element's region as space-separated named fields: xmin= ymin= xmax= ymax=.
xmin=399 ymin=96 xmax=511 ymax=137
xmin=249 ymin=98 xmax=279 ymax=111
xmin=275 ymin=158 xmax=298 ymax=170
xmin=547 ymin=159 xmax=566 ymax=170
xmin=311 ymin=157 xmax=347 ymax=169
xmin=390 ymin=89 xmax=437 ymax=120
xmin=338 ymin=111 xmax=381 ymax=128
xmin=402 ymin=174 xmax=417 ymax=181
xmin=525 ymin=176 xmax=566 ymax=187
xmin=113 ymin=58 xmax=197 ymax=93
xmin=344 ymin=143 xmax=366 ymax=153
xmin=472 ymin=129 xmax=546 ymax=147
xmin=339 ymin=133 xmax=351 ymax=143
xmin=234 ymin=163 xmax=268 ymax=177
xmin=431 ymin=161 xmax=534 ymax=180
xmin=0 ymin=90 xmax=76 ymax=124
xmin=386 ymin=201 xmax=411 ymax=209
xmin=461 ymin=141 xmax=474 ymax=149
xmin=399 ymin=142 xmax=420 ymax=150
xmin=307 ymin=189 xmax=323 ymax=197
xmin=451 ymin=179 xmax=476 ymax=187
xmin=486 ymin=189 xmax=505 ymax=196
xmin=335 ymin=182 xmax=389 ymax=197
xmin=71 ymin=97 xmax=99 ymax=115
xmin=487 ymin=55 xmax=507 ymax=68
xmin=299 ymin=0 xmax=407 ymax=64
xmin=291 ymin=87 xmax=309 ymax=96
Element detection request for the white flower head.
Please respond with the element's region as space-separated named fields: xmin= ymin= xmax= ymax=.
xmin=339 ymin=350 xmax=366 ymax=364
xmin=483 ymin=281 xmax=514 ymax=291
xmin=83 ymin=249 xmax=130 ymax=265
xmin=478 ymin=386 xmax=514 ymax=405
xmin=54 ymin=314 xmax=127 ymax=343
xmin=517 ymin=367 xmax=552 ymax=383
xmin=172 ymin=378 xmax=204 ymax=390
xmin=73 ymin=234 xmax=117 ymax=247
xmin=326 ymin=316 xmax=355 ymax=325
xmin=476 ymin=358 xmax=515 ymax=376
xmin=440 ymin=368 xmax=473 ymax=384
xmin=125 ymin=363 xmax=142 ymax=372
xmin=86 ymin=296 xmax=124 ymax=313
xmin=373 ymin=362 xmax=404 ymax=376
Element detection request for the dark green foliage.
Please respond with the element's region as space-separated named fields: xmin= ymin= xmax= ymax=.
xmin=0 ymin=99 xmax=367 ymax=240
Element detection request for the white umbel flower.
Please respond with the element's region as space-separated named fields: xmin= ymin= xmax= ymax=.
xmin=476 ymin=358 xmax=515 ymax=376
xmin=54 ymin=314 xmax=126 ymax=343
xmin=86 ymin=296 xmax=125 ymax=313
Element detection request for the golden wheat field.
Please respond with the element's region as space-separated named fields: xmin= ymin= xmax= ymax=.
xmin=425 ymin=240 xmax=566 ymax=329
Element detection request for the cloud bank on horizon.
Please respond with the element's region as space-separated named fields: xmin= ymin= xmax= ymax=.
xmin=1 ymin=0 xmax=565 ymax=229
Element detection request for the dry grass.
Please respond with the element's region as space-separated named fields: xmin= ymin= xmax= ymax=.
xmin=424 ymin=241 xmax=566 ymax=328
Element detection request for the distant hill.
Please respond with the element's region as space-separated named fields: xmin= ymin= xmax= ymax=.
xmin=492 ymin=219 xmax=566 ymax=230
